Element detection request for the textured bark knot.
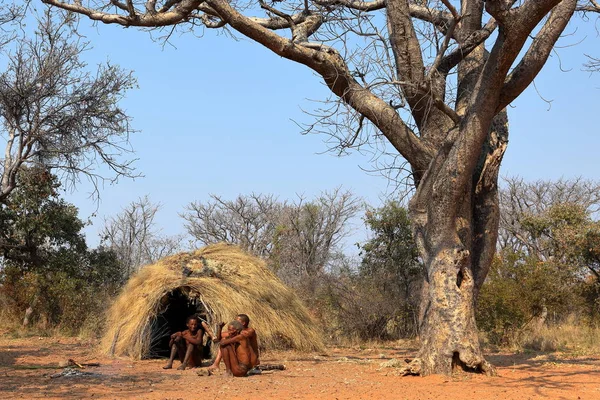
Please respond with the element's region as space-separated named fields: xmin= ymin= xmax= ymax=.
xmin=456 ymin=269 xmax=464 ymax=288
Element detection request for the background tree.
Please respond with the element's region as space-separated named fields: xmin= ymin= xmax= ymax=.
xmin=0 ymin=166 xmax=86 ymax=268
xmin=182 ymin=193 xmax=282 ymax=259
xmin=354 ymin=201 xmax=422 ymax=338
xmin=101 ymin=196 xmax=184 ymax=278
xmin=0 ymin=10 xmax=137 ymax=204
xmin=43 ymin=0 xmax=600 ymax=375
xmin=478 ymin=177 xmax=600 ymax=345
xmin=0 ymin=167 xmax=123 ymax=330
xmin=498 ymin=177 xmax=600 ymax=258
xmin=182 ymin=188 xmax=360 ymax=288
xmin=498 ymin=178 xmax=600 ymax=322
xmin=270 ymin=189 xmax=361 ymax=289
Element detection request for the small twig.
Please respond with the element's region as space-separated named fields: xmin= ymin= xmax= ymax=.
xmin=259 ymin=0 xmax=295 ymax=29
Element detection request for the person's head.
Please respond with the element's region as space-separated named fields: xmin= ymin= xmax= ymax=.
xmin=227 ymin=320 xmax=244 ymax=336
xmin=236 ymin=314 xmax=250 ymax=328
xmin=186 ymin=315 xmax=201 ymax=332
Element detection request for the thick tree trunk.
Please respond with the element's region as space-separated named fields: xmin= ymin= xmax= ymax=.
xmin=403 ymin=213 xmax=495 ymax=376
xmin=403 ymin=114 xmax=508 ymax=376
xmin=415 ymin=246 xmax=493 ymax=375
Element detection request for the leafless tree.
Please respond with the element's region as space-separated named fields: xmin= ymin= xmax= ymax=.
xmin=101 ymin=196 xmax=184 ymax=277
xmin=181 ymin=189 xmax=361 ymax=285
xmin=272 ymin=189 xmax=361 ymax=287
xmin=0 ymin=1 xmax=23 ymax=45
xmin=181 ymin=193 xmax=283 ymax=258
xmin=498 ymin=176 xmax=600 ymax=258
xmin=42 ymin=0 xmax=600 ymax=375
xmin=0 ymin=10 xmax=137 ymax=204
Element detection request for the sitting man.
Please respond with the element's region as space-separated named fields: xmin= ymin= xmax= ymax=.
xmin=208 ymin=313 xmax=259 ymax=371
xmin=163 ymin=315 xmax=211 ymax=370
xmin=218 ymin=320 xmax=258 ymax=377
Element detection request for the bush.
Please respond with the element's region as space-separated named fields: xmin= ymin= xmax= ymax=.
xmin=477 ymin=251 xmax=585 ymax=346
xmin=0 ymin=247 xmax=123 ymax=335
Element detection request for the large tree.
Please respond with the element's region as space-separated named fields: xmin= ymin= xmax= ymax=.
xmin=0 ymin=10 xmax=137 ymax=204
xmin=42 ymin=0 xmax=600 ymax=375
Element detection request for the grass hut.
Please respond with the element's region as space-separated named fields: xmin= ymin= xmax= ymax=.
xmin=101 ymin=243 xmax=324 ymax=359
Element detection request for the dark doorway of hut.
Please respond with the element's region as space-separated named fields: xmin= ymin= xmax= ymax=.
xmin=148 ymin=286 xmax=213 ymax=360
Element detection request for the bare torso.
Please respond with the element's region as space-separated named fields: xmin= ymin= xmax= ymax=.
xmin=242 ymin=327 xmax=259 ymax=366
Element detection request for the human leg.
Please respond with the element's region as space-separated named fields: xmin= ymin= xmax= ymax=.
xmin=221 ymin=345 xmax=248 ymax=377
xmin=208 ymin=348 xmax=222 ymax=370
xmin=163 ymin=340 xmax=181 ymax=369
xmin=177 ymin=342 xmax=195 ymax=370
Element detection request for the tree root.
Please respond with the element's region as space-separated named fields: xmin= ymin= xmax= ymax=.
xmin=473 ymin=359 xmax=497 ymax=377
xmin=397 ymin=357 xmax=497 ymax=377
xmin=397 ymin=358 xmax=422 ymax=376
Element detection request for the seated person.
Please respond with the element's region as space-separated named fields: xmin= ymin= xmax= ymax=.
xmin=218 ymin=320 xmax=258 ymax=377
xmin=208 ymin=313 xmax=259 ymax=370
xmin=163 ymin=315 xmax=211 ymax=370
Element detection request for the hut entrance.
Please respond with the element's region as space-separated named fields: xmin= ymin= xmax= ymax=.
xmin=148 ymin=286 xmax=212 ymax=359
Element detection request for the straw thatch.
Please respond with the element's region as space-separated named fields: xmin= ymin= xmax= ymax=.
xmin=101 ymin=243 xmax=324 ymax=359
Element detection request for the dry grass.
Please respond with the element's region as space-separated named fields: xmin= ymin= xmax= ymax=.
xmin=0 ymin=305 xmax=19 ymax=337
xmin=100 ymin=243 xmax=324 ymax=359
xmin=520 ymin=324 xmax=600 ymax=355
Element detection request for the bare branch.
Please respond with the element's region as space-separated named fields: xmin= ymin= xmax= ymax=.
xmin=203 ymin=0 xmax=433 ymax=171
xmin=576 ymin=0 xmax=600 ymax=12
xmin=427 ymin=0 xmax=460 ymax=79
xmin=497 ymin=0 xmax=578 ymax=111
xmin=438 ymin=19 xmax=497 ymax=75
xmin=0 ymin=11 xmax=138 ymax=203
xmin=42 ymin=0 xmax=203 ymax=26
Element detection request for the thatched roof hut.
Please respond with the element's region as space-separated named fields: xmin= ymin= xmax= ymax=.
xmin=101 ymin=243 xmax=324 ymax=360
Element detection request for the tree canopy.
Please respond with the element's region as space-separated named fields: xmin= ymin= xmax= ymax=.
xmin=0 ymin=10 xmax=137 ymax=204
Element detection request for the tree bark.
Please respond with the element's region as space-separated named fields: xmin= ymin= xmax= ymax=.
xmin=22 ymin=295 xmax=39 ymax=327
xmin=405 ymin=109 xmax=508 ymax=376
xmin=411 ymin=246 xmax=494 ymax=375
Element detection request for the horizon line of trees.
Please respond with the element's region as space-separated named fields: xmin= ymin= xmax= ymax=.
xmin=2 ymin=170 xmax=599 ymax=341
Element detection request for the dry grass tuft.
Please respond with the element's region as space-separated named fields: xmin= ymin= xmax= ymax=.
xmin=100 ymin=243 xmax=324 ymax=359
xmin=520 ymin=324 xmax=600 ymax=355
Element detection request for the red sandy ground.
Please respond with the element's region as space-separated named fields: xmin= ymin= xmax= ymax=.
xmin=1 ymin=335 xmax=599 ymax=400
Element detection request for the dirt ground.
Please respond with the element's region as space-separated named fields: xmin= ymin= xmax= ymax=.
xmin=1 ymin=335 xmax=599 ymax=400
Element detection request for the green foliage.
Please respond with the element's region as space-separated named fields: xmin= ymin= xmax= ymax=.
xmin=318 ymin=201 xmax=423 ymax=340
xmin=360 ymin=201 xmax=421 ymax=282
xmin=488 ymin=196 xmax=600 ymax=344
xmin=0 ymin=167 xmax=86 ymax=268
xmin=477 ymin=252 xmax=582 ymax=346
xmin=1 ymin=247 xmax=122 ymax=333
xmin=0 ymin=168 xmax=124 ymax=333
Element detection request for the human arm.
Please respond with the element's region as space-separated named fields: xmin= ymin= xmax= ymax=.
xmin=243 ymin=328 xmax=260 ymax=365
xmin=202 ymin=321 xmax=215 ymax=340
xmin=182 ymin=330 xmax=203 ymax=345
xmin=219 ymin=333 xmax=245 ymax=347
xmin=213 ymin=322 xmax=226 ymax=342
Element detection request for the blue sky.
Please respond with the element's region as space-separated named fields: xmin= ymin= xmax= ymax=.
xmin=57 ymin=13 xmax=600 ymax=249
